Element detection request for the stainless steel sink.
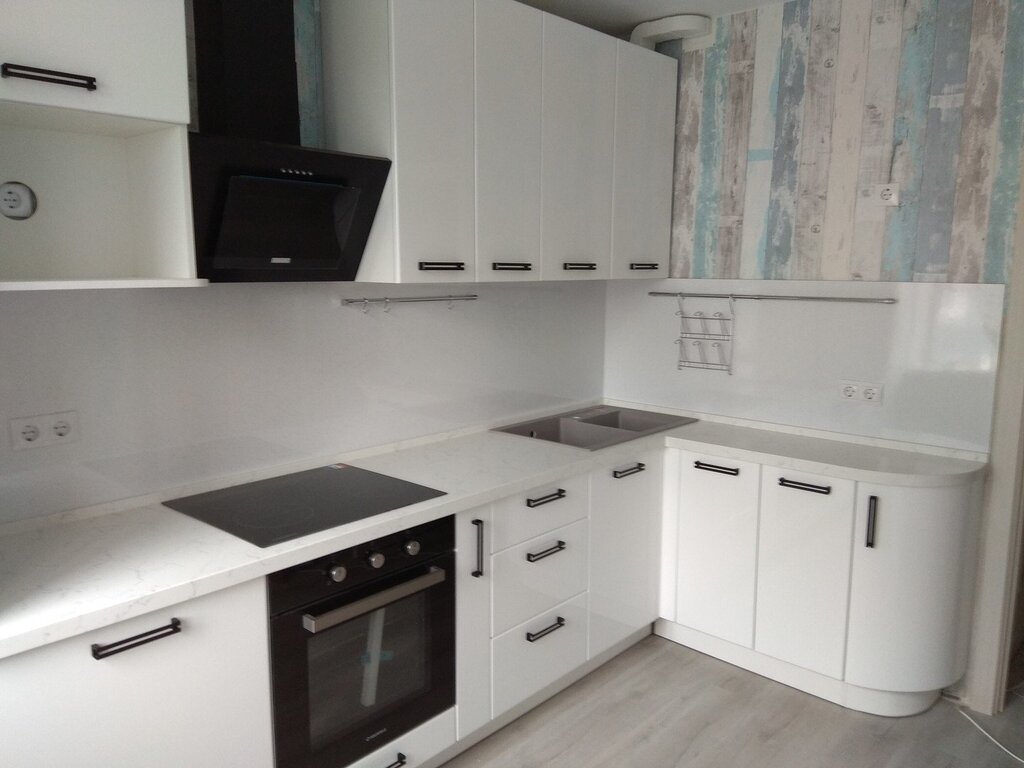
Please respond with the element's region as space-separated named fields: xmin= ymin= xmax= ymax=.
xmin=494 ymin=406 xmax=696 ymax=450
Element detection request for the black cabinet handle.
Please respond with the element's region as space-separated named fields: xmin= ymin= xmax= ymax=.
xmin=694 ymin=460 xmax=739 ymax=476
xmin=383 ymin=753 xmax=407 ymax=768
xmin=471 ymin=518 xmax=485 ymax=577
xmin=629 ymin=263 xmax=660 ymax=271
xmin=562 ymin=262 xmax=597 ymax=271
xmin=2 ymin=62 xmax=97 ymax=91
xmin=866 ymin=496 xmax=878 ymax=548
xmin=492 ymin=262 xmax=533 ymax=271
xmin=613 ymin=462 xmax=646 ymax=479
xmin=526 ymin=616 xmax=566 ymax=643
xmin=91 ymin=618 xmax=181 ymax=660
xmin=418 ymin=261 xmax=465 ymax=271
xmin=525 ymin=489 xmax=566 ymax=508
xmin=526 ymin=540 xmax=567 ymax=563
xmin=778 ymin=477 xmax=832 ymax=495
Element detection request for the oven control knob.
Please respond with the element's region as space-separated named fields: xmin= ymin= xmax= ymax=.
xmin=367 ymin=552 xmax=386 ymax=569
xmin=404 ymin=540 xmax=421 ymax=557
xmin=328 ymin=566 xmax=348 ymax=583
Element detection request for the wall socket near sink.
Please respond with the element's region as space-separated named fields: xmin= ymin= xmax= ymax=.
xmin=9 ymin=411 xmax=80 ymax=451
xmin=839 ymin=381 xmax=884 ymax=405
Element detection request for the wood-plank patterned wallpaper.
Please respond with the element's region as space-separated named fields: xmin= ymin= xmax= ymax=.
xmin=663 ymin=0 xmax=1024 ymax=283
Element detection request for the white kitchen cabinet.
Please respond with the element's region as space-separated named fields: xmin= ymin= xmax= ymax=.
xmin=475 ymin=0 xmax=543 ymax=281
xmin=491 ymin=593 xmax=589 ymax=717
xmin=610 ymin=42 xmax=675 ymax=279
xmin=845 ymin=482 xmax=975 ymax=692
xmin=675 ymin=450 xmax=761 ymax=647
xmin=490 ymin=473 xmax=589 ymax=552
xmin=322 ymin=0 xmax=476 ymax=283
xmin=492 ymin=518 xmax=589 ymax=636
xmin=0 ymin=0 xmax=188 ymax=124
xmin=455 ymin=507 xmax=493 ymax=740
xmin=348 ymin=709 xmax=456 ymax=768
xmin=755 ymin=468 xmax=855 ymax=678
xmin=540 ymin=14 xmax=617 ymax=280
xmin=0 ymin=580 xmax=273 ymax=767
xmin=589 ymin=452 xmax=663 ymax=658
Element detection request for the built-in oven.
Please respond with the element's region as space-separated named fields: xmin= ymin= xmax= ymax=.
xmin=268 ymin=516 xmax=455 ymax=768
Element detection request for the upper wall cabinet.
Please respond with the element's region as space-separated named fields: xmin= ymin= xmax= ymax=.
xmin=0 ymin=1 xmax=200 ymax=289
xmin=540 ymin=15 xmax=616 ymax=281
xmin=323 ymin=0 xmax=676 ymax=283
xmin=0 ymin=0 xmax=188 ymax=124
xmin=322 ymin=0 xmax=477 ymax=283
xmin=611 ymin=42 xmax=675 ymax=280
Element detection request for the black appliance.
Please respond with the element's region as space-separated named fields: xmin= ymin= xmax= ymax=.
xmin=188 ymin=0 xmax=391 ymax=282
xmin=163 ymin=464 xmax=446 ymax=547
xmin=268 ymin=516 xmax=455 ymax=768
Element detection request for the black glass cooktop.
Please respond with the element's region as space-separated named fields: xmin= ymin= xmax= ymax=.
xmin=163 ymin=464 xmax=446 ymax=547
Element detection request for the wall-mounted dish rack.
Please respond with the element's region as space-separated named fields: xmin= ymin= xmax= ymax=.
xmin=673 ymin=297 xmax=735 ymax=374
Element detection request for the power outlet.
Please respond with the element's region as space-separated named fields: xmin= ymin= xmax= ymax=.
xmin=839 ymin=381 xmax=884 ymax=405
xmin=9 ymin=410 xmax=80 ymax=450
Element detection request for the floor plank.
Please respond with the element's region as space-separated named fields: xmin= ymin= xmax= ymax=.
xmin=443 ymin=636 xmax=1024 ymax=768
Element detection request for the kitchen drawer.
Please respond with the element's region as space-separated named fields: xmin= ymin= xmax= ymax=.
xmin=491 ymin=518 xmax=588 ymax=636
xmin=347 ymin=708 xmax=455 ymax=768
xmin=492 ymin=593 xmax=588 ymax=717
xmin=490 ymin=473 xmax=588 ymax=552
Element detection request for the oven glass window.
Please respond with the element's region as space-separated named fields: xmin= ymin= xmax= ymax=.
xmin=307 ymin=591 xmax=429 ymax=752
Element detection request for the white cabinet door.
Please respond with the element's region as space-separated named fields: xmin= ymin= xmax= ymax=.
xmin=0 ymin=580 xmax=273 ymax=768
xmin=475 ymin=0 xmax=542 ymax=281
xmin=540 ymin=14 xmax=616 ymax=280
xmin=611 ymin=42 xmax=675 ymax=279
xmin=348 ymin=709 xmax=456 ymax=768
xmin=845 ymin=483 xmax=974 ymax=692
xmin=589 ymin=451 xmax=663 ymax=658
xmin=455 ymin=507 xmax=492 ymax=740
xmin=392 ymin=0 xmax=476 ymax=282
xmin=755 ymin=468 xmax=855 ymax=678
xmin=675 ymin=451 xmax=760 ymax=647
xmin=0 ymin=0 xmax=188 ymax=123
xmin=490 ymin=473 xmax=589 ymax=553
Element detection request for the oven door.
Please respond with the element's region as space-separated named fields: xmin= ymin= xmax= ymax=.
xmin=270 ymin=553 xmax=455 ymax=768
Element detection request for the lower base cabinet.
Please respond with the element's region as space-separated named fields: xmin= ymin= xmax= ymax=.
xmin=0 ymin=580 xmax=274 ymax=768
xmin=347 ymin=709 xmax=456 ymax=768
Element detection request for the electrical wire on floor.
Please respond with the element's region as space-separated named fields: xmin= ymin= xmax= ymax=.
xmin=941 ymin=693 xmax=1024 ymax=765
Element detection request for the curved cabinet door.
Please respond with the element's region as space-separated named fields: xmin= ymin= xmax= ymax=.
xmin=845 ymin=482 xmax=973 ymax=692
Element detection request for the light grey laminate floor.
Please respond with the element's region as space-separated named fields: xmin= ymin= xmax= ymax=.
xmin=444 ymin=636 xmax=1024 ymax=768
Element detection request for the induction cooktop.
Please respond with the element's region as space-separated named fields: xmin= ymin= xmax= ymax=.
xmin=163 ymin=464 xmax=446 ymax=547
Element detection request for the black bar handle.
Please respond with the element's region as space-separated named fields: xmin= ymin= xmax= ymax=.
xmin=562 ymin=262 xmax=597 ymax=271
xmin=471 ymin=518 xmax=484 ymax=578
xmin=694 ymin=460 xmax=740 ymax=476
xmin=526 ymin=540 xmax=567 ymax=563
xmin=525 ymin=489 xmax=566 ymax=508
xmin=613 ymin=462 xmax=647 ymax=479
xmin=526 ymin=616 xmax=566 ymax=643
xmin=418 ymin=261 xmax=465 ymax=271
xmin=383 ymin=753 xmax=407 ymax=768
xmin=629 ymin=263 xmax=660 ymax=270
xmin=778 ymin=477 xmax=832 ymax=495
xmin=91 ymin=618 xmax=181 ymax=660
xmin=492 ymin=262 xmax=533 ymax=271
xmin=866 ymin=496 xmax=878 ymax=548
xmin=2 ymin=62 xmax=97 ymax=91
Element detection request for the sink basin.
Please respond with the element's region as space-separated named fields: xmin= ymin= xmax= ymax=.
xmin=494 ymin=407 xmax=696 ymax=450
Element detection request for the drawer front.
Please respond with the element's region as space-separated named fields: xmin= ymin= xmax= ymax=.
xmin=491 ymin=518 xmax=588 ymax=636
xmin=347 ymin=708 xmax=455 ymax=768
xmin=490 ymin=473 xmax=588 ymax=552
xmin=491 ymin=594 xmax=588 ymax=717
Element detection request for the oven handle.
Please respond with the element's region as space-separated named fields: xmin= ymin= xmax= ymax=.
xmin=302 ymin=566 xmax=447 ymax=634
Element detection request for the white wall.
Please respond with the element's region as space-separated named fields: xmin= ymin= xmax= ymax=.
xmin=0 ymin=281 xmax=606 ymax=525
xmin=605 ymin=279 xmax=1004 ymax=453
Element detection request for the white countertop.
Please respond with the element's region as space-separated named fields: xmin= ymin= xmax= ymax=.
xmin=0 ymin=416 xmax=985 ymax=660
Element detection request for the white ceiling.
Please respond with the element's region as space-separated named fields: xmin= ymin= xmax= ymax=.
xmin=517 ymin=0 xmax=778 ymax=38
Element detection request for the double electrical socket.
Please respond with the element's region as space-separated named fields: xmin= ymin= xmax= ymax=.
xmin=839 ymin=381 xmax=884 ymax=405
xmin=9 ymin=411 xmax=80 ymax=451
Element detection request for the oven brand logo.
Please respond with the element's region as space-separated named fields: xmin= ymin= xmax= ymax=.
xmin=365 ymin=728 xmax=388 ymax=743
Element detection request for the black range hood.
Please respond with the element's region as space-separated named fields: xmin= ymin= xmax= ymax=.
xmin=188 ymin=0 xmax=390 ymax=282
